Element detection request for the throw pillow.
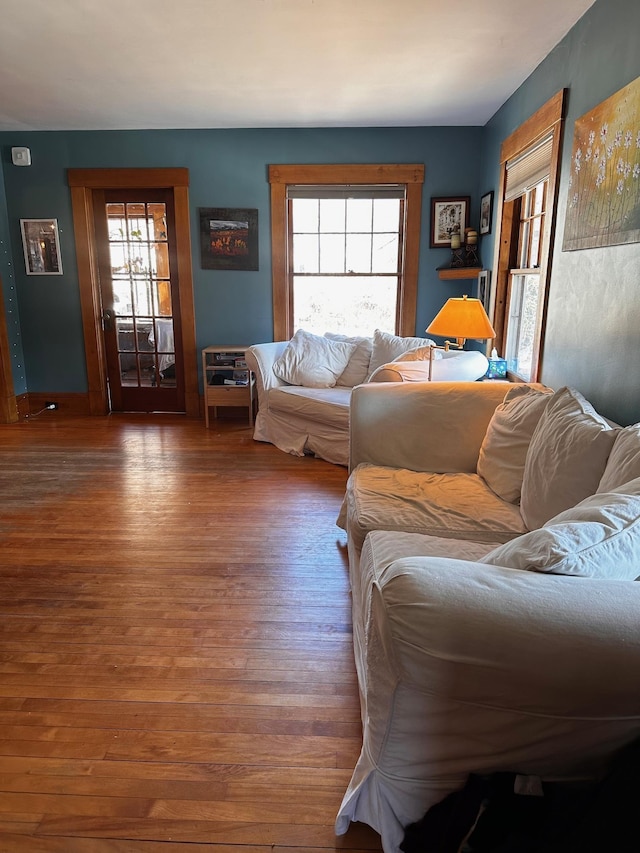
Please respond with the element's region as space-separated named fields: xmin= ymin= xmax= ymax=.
xmin=273 ymin=329 xmax=356 ymax=388
xmin=597 ymin=423 xmax=640 ymax=493
xmin=481 ymin=480 xmax=640 ymax=580
xmin=519 ymin=386 xmax=618 ymax=530
xmin=368 ymin=329 xmax=436 ymax=376
xmin=324 ymin=332 xmax=373 ymax=387
xmin=391 ymin=345 xmax=441 ymax=362
xmin=477 ymin=385 xmax=553 ymax=504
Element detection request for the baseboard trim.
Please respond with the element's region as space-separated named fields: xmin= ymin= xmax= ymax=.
xmin=23 ymin=392 xmax=91 ymax=419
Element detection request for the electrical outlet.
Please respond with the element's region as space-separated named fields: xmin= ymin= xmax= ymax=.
xmin=44 ymin=401 xmax=58 ymax=410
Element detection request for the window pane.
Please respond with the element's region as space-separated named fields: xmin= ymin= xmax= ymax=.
xmin=293 ymin=275 xmax=396 ymax=337
xmin=292 ymin=198 xmax=319 ymax=233
xmin=319 ymin=199 xmax=345 ymax=233
xmin=346 ymin=234 xmax=372 ymax=273
xmin=373 ymin=199 xmax=401 ymax=232
xmin=530 ymin=217 xmax=542 ymax=268
xmin=372 ymin=234 xmax=399 ymax=273
xmin=505 ymin=273 xmax=540 ymax=381
xmin=293 ymin=234 xmax=319 ymax=272
xmin=319 ymin=234 xmax=345 ymax=273
xmin=533 ymin=181 xmax=546 ymax=215
xmin=346 ymin=198 xmax=372 ymax=232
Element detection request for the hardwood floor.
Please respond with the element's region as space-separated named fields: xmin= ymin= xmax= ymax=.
xmin=0 ymin=414 xmax=382 ymax=852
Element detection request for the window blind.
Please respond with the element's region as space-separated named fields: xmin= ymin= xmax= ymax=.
xmin=287 ymin=184 xmax=405 ymax=200
xmin=504 ymin=133 xmax=554 ymax=202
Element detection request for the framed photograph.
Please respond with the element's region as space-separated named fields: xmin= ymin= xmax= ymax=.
xmin=20 ymin=218 xmax=62 ymax=275
xmin=478 ymin=269 xmax=491 ymax=313
xmin=199 ymin=207 xmax=259 ymax=271
xmin=480 ymin=191 xmax=494 ymax=235
xmin=430 ymin=196 xmax=470 ymax=247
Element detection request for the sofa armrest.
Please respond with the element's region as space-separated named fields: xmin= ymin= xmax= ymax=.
xmin=379 ymin=558 xmax=640 ymax=718
xmin=349 ymin=381 xmax=509 ymax=472
xmin=245 ymin=342 xmax=289 ymax=409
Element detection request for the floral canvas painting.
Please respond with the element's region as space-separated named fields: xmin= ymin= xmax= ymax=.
xmin=563 ymin=75 xmax=640 ymax=251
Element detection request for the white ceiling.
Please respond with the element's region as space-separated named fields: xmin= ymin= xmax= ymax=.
xmin=0 ymin=0 xmax=595 ymax=132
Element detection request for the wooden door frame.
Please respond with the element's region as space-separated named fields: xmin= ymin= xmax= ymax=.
xmin=68 ymin=168 xmax=199 ymax=417
xmin=0 ymin=277 xmax=19 ymax=423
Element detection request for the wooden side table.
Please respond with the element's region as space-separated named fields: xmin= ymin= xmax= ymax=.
xmin=202 ymin=346 xmax=256 ymax=428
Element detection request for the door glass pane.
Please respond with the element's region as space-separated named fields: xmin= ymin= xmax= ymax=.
xmin=106 ymin=200 xmax=175 ymax=390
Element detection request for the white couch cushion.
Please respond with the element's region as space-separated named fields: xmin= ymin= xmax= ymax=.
xmin=342 ymin=463 xmax=527 ymax=554
xmin=367 ymin=329 xmax=436 ymax=376
xmin=272 ymin=329 xmax=356 ymax=388
xmin=368 ymin=350 xmax=490 ymax=384
xmin=266 ymin=385 xmax=351 ymax=428
xmin=481 ymin=479 xmax=640 ymax=580
xmin=477 ymin=385 xmax=553 ymax=504
xmin=597 ymin=423 xmax=640 ymax=493
xmin=324 ymin=332 xmax=373 ymax=387
xmin=520 ymin=386 xmax=617 ymax=530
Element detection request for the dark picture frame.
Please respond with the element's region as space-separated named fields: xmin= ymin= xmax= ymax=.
xmin=20 ymin=218 xmax=63 ymax=275
xmin=478 ymin=269 xmax=491 ymax=313
xmin=199 ymin=207 xmax=259 ymax=271
xmin=480 ymin=191 xmax=494 ymax=235
xmin=430 ymin=196 xmax=470 ymax=247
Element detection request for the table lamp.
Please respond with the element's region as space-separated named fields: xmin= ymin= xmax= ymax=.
xmin=425 ymin=295 xmax=496 ymax=379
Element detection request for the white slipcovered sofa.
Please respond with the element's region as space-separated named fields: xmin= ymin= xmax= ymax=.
xmin=335 ymin=380 xmax=640 ymax=853
xmin=245 ymin=329 xmax=489 ymax=466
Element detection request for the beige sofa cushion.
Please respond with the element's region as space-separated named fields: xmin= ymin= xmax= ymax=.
xmin=273 ymin=329 xmax=356 ymax=388
xmin=520 ymin=386 xmax=617 ymax=529
xmin=482 ymin=479 xmax=640 ymax=580
xmin=342 ymin=463 xmax=527 ymax=554
xmin=477 ymin=385 xmax=553 ymax=504
xmin=598 ymin=423 xmax=640 ymax=493
xmin=367 ymin=329 xmax=436 ymax=376
xmin=324 ymin=333 xmax=373 ymax=387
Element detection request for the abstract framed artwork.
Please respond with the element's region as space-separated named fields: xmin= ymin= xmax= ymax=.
xmin=430 ymin=196 xmax=470 ymax=247
xmin=563 ymin=75 xmax=640 ymax=251
xmin=199 ymin=207 xmax=259 ymax=270
xmin=20 ymin=218 xmax=63 ymax=275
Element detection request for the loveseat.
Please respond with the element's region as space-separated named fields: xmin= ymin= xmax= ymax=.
xmin=245 ymin=329 xmax=489 ymax=466
xmin=335 ymin=380 xmax=640 ymax=853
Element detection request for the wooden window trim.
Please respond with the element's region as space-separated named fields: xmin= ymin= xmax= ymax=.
xmin=68 ymin=168 xmax=199 ymax=416
xmin=269 ymin=164 xmax=425 ymax=341
xmin=490 ymin=90 xmax=566 ymax=381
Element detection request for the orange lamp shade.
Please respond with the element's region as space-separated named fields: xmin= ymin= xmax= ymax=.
xmin=426 ymin=295 xmax=496 ymax=342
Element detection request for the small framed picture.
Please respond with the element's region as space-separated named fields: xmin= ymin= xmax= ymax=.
xmin=199 ymin=207 xmax=259 ymax=271
xmin=20 ymin=219 xmax=63 ymax=275
xmin=480 ymin=191 xmax=494 ymax=236
xmin=478 ymin=269 xmax=491 ymax=313
xmin=430 ymin=197 xmax=470 ymax=247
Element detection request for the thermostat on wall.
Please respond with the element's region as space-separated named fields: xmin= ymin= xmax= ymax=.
xmin=11 ymin=147 xmax=31 ymax=166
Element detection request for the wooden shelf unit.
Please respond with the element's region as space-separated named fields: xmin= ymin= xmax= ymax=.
xmin=437 ymin=266 xmax=482 ymax=280
xmin=202 ymin=346 xmax=256 ymax=428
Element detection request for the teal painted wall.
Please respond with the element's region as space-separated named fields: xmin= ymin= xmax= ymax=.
xmin=0 ymin=127 xmax=482 ymax=393
xmin=479 ymin=0 xmax=640 ymax=426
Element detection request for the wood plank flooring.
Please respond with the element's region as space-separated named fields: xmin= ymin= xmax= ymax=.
xmin=0 ymin=414 xmax=382 ymax=852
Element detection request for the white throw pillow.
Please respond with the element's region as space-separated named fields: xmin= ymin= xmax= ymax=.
xmin=520 ymin=387 xmax=618 ymax=530
xmin=477 ymin=385 xmax=553 ymax=504
xmin=367 ymin=329 xmax=436 ymax=376
xmin=324 ymin=333 xmax=373 ymax=387
xmin=597 ymin=423 xmax=640 ymax=493
xmin=273 ymin=329 xmax=356 ymax=388
xmin=481 ymin=479 xmax=640 ymax=580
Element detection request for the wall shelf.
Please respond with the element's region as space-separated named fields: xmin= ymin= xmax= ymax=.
xmin=437 ymin=266 xmax=482 ymax=280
